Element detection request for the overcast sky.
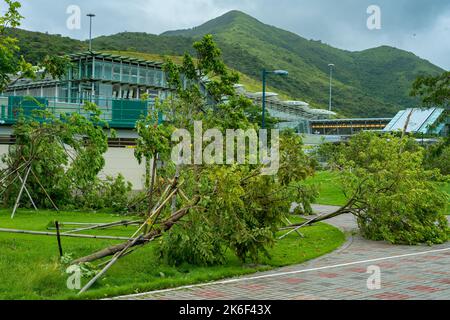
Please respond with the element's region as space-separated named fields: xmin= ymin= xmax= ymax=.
xmin=5 ymin=0 xmax=450 ymax=69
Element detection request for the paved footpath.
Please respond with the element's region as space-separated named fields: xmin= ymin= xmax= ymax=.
xmin=113 ymin=205 xmax=450 ymax=300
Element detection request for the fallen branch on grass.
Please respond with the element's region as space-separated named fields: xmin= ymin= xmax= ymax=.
xmin=0 ymin=228 xmax=133 ymax=241
xmin=278 ymin=198 xmax=357 ymax=239
xmin=72 ymin=199 xmax=199 ymax=265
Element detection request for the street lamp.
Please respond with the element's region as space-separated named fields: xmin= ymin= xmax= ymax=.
xmin=262 ymin=69 xmax=289 ymax=129
xmin=87 ymin=13 xmax=96 ymax=52
xmin=328 ymin=63 xmax=335 ymax=112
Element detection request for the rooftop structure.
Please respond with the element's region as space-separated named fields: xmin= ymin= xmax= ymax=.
xmin=8 ymin=52 xmax=172 ymax=102
xmin=384 ymin=108 xmax=448 ymax=135
xmin=234 ymin=84 xmax=336 ymax=133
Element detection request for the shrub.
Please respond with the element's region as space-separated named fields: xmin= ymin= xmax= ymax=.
xmin=336 ymin=132 xmax=449 ymax=245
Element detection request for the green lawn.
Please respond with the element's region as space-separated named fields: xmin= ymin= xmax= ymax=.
xmin=0 ymin=210 xmax=345 ymax=300
xmin=305 ymin=171 xmax=346 ymax=206
xmin=307 ymin=171 xmax=450 ymax=215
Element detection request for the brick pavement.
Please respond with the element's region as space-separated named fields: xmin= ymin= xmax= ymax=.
xmin=111 ymin=206 xmax=450 ymax=300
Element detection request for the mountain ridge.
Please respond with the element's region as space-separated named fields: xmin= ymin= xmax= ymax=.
xmin=7 ymin=10 xmax=445 ymax=117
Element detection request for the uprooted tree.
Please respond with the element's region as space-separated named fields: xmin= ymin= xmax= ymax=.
xmin=0 ymin=0 xmax=132 ymax=212
xmin=0 ymin=101 xmax=132 ymax=211
xmin=301 ymin=132 xmax=448 ymax=245
xmin=73 ymin=35 xmax=318 ymax=269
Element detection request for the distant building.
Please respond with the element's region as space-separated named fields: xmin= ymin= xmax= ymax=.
xmin=310 ymin=118 xmax=392 ymax=135
xmin=0 ymin=51 xmax=210 ymax=190
xmin=234 ymin=84 xmax=336 ymax=133
xmin=384 ymin=108 xmax=448 ymax=136
xmin=1 ymin=51 xmax=209 ymax=128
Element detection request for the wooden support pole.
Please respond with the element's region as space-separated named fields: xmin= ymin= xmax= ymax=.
xmin=0 ymin=228 xmax=134 ymax=241
xmin=11 ymin=165 xmax=32 ymax=219
xmin=18 ymin=174 xmax=37 ymax=211
xmin=0 ymin=173 xmax=19 ymax=197
xmin=72 ymin=198 xmax=200 ymax=265
xmin=62 ymin=220 xmax=142 ymax=235
xmin=0 ymin=160 xmax=30 ymax=186
xmin=55 ymin=221 xmax=63 ymax=257
xmin=147 ymin=156 xmax=158 ymax=215
xmin=283 ymin=216 xmax=304 ymax=238
xmin=78 ymin=234 xmax=144 ymax=294
xmin=30 ymin=169 xmax=59 ymax=212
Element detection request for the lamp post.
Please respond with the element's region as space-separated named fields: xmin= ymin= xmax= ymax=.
xmin=328 ymin=63 xmax=335 ymax=112
xmin=262 ymin=69 xmax=289 ymax=129
xmin=87 ymin=13 xmax=96 ymax=52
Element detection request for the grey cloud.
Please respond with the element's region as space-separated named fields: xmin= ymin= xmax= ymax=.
xmin=14 ymin=0 xmax=450 ymax=69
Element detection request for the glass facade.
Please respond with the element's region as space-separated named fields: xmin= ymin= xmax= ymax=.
xmin=1 ymin=52 xmax=211 ymax=128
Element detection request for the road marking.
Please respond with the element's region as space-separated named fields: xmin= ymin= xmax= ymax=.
xmin=110 ymin=246 xmax=450 ymax=299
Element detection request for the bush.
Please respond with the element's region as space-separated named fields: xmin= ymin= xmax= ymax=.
xmin=336 ymin=132 xmax=449 ymax=245
xmin=73 ymin=174 xmax=132 ymax=212
xmin=424 ymin=139 xmax=450 ymax=176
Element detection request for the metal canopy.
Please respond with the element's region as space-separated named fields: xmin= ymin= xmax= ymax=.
xmin=384 ymin=108 xmax=446 ymax=134
xmin=68 ymin=51 xmax=164 ymax=68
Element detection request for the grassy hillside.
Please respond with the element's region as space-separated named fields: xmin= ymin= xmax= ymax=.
xmin=7 ymin=10 xmax=445 ymax=117
xmin=6 ymin=28 xmax=86 ymax=64
xmin=162 ymin=10 xmax=444 ymax=117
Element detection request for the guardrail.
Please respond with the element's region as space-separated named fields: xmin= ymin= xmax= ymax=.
xmin=0 ymin=96 xmax=161 ymax=129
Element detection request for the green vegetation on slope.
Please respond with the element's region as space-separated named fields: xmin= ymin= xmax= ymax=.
xmin=162 ymin=10 xmax=444 ymax=117
xmin=0 ymin=210 xmax=344 ymax=300
xmin=8 ymin=10 xmax=444 ymax=118
xmin=6 ymin=28 xmax=86 ymax=64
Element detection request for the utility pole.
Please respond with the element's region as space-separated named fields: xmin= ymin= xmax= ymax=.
xmin=87 ymin=13 xmax=96 ymax=52
xmin=328 ymin=63 xmax=335 ymax=112
xmin=261 ymin=69 xmax=289 ymax=129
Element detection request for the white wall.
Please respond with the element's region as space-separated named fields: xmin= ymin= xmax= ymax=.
xmin=0 ymin=145 xmax=147 ymax=191
xmin=0 ymin=145 xmax=9 ymax=169
xmin=100 ymin=147 xmax=147 ymax=191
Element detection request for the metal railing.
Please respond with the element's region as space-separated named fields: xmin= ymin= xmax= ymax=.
xmin=0 ymin=96 xmax=160 ymax=128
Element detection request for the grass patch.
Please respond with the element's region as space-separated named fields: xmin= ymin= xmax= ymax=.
xmin=305 ymin=171 xmax=346 ymax=206
xmin=307 ymin=171 xmax=450 ymax=214
xmin=0 ymin=209 xmax=345 ymax=300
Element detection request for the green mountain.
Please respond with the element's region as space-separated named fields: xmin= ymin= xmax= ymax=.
xmin=8 ymin=10 xmax=445 ymax=117
xmin=161 ymin=10 xmax=444 ymax=117
xmin=6 ymin=28 xmax=86 ymax=64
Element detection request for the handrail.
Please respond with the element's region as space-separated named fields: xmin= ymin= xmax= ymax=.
xmin=0 ymin=95 xmax=161 ymax=129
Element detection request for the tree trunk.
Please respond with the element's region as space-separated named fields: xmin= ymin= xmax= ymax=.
xmin=402 ymin=109 xmax=414 ymax=138
xmin=72 ymin=200 xmax=198 ymax=265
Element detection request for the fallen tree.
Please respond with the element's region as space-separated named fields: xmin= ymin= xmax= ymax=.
xmin=292 ymin=132 xmax=449 ymax=245
xmin=69 ymin=36 xmax=319 ymax=291
xmin=72 ymin=199 xmax=199 ymax=265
